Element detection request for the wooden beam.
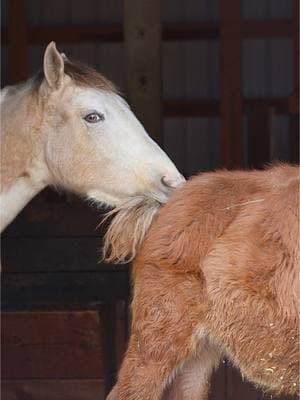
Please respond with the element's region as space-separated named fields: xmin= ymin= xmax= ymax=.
xmin=163 ymin=97 xmax=290 ymax=118
xmin=8 ymin=0 xmax=27 ymax=83
xmin=1 ymin=271 xmax=130 ymax=311
xmin=1 ymin=20 xmax=295 ymax=46
xmin=247 ymin=105 xmax=273 ymax=168
xmin=289 ymin=114 xmax=299 ymax=163
xmin=2 ymin=311 xmax=106 ymax=379
xmin=124 ymin=0 xmax=162 ymax=144
xmin=242 ymin=20 xmax=293 ymax=38
xmin=288 ymin=0 xmax=299 ymax=164
xmin=293 ymin=0 xmax=299 ymax=98
xmin=220 ymin=0 xmax=243 ymax=168
xmin=2 ymin=379 xmax=106 ymax=400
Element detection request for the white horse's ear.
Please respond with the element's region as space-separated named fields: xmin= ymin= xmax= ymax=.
xmin=43 ymin=42 xmax=65 ymax=90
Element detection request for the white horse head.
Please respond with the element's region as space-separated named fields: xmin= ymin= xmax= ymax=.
xmin=0 ymin=42 xmax=184 ymax=231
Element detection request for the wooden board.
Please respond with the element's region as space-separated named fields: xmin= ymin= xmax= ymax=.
xmin=2 ymin=271 xmax=130 ymax=311
xmin=220 ymin=0 xmax=243 ymax=168
xmin=2 ymin=379 xmax=106 ymax=400
xmin=210 ymin=362 xmax=227 ymax=400
xmin=2 ymin=237 xmax=108 ymax=273
xmin=247 ymin=105 xmax=273 ymax=168
xmin=2 ymin=189 xmax=105 ymax=238
xmin=124 ymin=0 xmax=162 ymax=144
xmin=289 ymin=114 xmax=299 ymax=163
xmin=2 ymin=311 xmax=105 ymax=379
xmin=8 ymin=0 xmax=27 ymax=83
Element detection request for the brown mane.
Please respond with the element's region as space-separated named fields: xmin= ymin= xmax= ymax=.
xmin=32 ymin=58 xmax=117 ymax=92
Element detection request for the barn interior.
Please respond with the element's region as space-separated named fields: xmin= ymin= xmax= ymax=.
xmin=1 ymin=0 xmax=299 ymax=399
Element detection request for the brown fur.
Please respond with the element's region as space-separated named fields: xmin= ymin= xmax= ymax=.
xmin=108 ymin=164 xmax=300 ymax=400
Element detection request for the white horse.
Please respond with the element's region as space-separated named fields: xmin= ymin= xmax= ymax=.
xmin=0 ymin=42 xmax=184 ymax=232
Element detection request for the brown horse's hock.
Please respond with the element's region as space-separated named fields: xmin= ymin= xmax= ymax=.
xmin=109 ymin=164 xmax=299 ymax=400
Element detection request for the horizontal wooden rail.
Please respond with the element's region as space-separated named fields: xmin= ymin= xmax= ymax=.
xmin=163 ymin=96 xmax=292 ymax=117
xmin=1 ymin=20 xmax=294 ymax=45
xmin=1 ymin=270 xmax=130 ymax=311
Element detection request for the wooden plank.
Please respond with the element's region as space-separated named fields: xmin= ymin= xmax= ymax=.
xmin=2 ymin=188 xmax=106 ymax=238
xmin=242 ymin=20 xmax=293 ymax=38
xmin=124 ymin=0 xmax=162 ymax=144
xmin=8 ymin=0 xmax=27 ymax=83
xmin=289 ymin=1 xmax=299 ymax=164
xmin=2 ymin=379 xmax=106 ymax=400
xmin=1 ymin=311 xmax=105 ymax=379
xmin=247 ymin=105 xmax=273 ymax=168
xmin=226 ymin=366 xmax=261 ymax=400
xmin=163 ymin=22 xmax=219 ymax=40
xmin=226 ymin=365 xmax=297 ymax=400
xmin=220 ymin=0 xmax=243 ymax=168
xmin=289 ymin=114 xmax=300 ymax=163
xmin=99 ymin=305 xmax=117 ymax=394
xmin=164 ymin=99 xmax=219 ymax=117
xmin=1 ymin=20 xmax=295 ymax=46
xmin=164 ymin=97 xmax=291 ymax=118
xmin=1 ymin=237 xmax=113 ymax=273
xmin=1 ymin=271 xmax=130 ymax=310
xmin=293 ymin=0 xmax=299 ymax=97
xmin=210 ymin=362 xmax=227 ymax=400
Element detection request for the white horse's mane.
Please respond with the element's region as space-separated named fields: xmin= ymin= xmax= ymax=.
xmin=102 ymin=196 xmax=162 ymax=264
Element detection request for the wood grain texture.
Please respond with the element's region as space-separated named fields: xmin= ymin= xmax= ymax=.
xmin=1 ymin=21 xmax=295 ymax=46
xmin=8 ymin=0 xmax=27 ymax=83
xmin=2 ymin=311 xmax=105 ymax=379
xmin=2 ymin=237 xmax=106 ymax=272
xmin=124 ymin=0 xmax=162 ymax=144
xmin=220 ymin=0 xmax=243 ymax=168
xmin=2 ymin=379 xmax=106 ymax=400
xmin=289 ymin=114 xmax=300 ymax=163
xmin=2 ymin=189 xmax=104 ymax=239
xmin=2 ymin=271 xmax=130 ymax=310
xmin=247 ymin=105 xmax=273 ymax=168
xmin=210 ymin=362 xmax=227 ymax=400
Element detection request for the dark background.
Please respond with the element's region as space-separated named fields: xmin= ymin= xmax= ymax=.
xmin=1 ymin=0 xmax=299 ymax=399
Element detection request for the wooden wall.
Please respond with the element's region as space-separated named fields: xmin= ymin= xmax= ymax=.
xmin=1 ymin=1 xmax=299 ymax=399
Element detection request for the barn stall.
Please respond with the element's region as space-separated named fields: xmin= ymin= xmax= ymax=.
xmin=1 ymin=0 xmax=299 ymax=399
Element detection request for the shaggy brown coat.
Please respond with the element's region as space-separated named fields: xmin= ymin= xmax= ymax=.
xmin=108 ymin=164 xmax=299 ymax=400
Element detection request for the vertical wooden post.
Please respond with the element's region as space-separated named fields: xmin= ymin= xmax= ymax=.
xmin=123 ymin=0 xmax=162 ymax=145
xmin=8 ymin=0 xmax=28 ymax=83
xmin=293 ymin=0 xmax=299 ymax=100
xmin=289 ymin=0 xmax=299 ymax=163
xmin=247 ymin=105 xmax=273 ymax=168
xmin=220 ymin=0 xmax=243 ymax=168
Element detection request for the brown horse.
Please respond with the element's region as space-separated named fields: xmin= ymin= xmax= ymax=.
xmin=0 ymin=42 xmax=184 ymax=232
xmin=107 ymin=164 xmax=299 ymax=399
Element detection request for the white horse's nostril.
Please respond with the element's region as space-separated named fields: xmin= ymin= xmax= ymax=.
xmin=161 ymin=173 xmax=185 ymax=189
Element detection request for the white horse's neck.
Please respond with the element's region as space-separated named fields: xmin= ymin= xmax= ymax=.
xmin=0 ymin=175 xmax=46 ymax=232
xmin=1 ymin=84 xmax=49 ymax=232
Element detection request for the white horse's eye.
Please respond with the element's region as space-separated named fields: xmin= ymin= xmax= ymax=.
xmin=84 ymin=112 xmax=105 ymax=123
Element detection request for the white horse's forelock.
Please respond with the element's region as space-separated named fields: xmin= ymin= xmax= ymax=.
xmin=101 ymin=196 xmax=162 ymax=264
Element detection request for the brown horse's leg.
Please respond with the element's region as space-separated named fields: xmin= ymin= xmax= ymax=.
xmin=107 ymin=384 xmax=118 ymax=400
xmin=162 ymin=345 xmax=221 ymax=400
xmin=107 ymin=335 xmax=219 ymax=400
xmin=107 ymin=333 xmax=173 ymax=400
xmin=106 ymin=261 xmax=212 ymax=400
